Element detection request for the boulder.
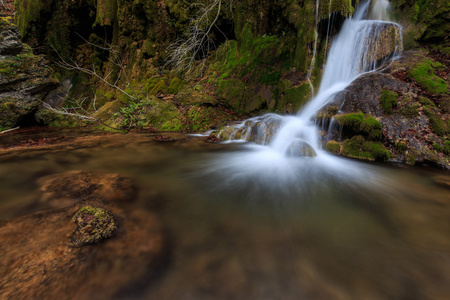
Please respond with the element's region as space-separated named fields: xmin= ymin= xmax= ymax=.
xmin=286 ymin=139 xmax=317 ymax=157
xmin=0 ymin=21 xmax=59 ymax=128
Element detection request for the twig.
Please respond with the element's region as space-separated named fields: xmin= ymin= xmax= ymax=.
xmin=0 ymin=126 xmax=20 ymax=134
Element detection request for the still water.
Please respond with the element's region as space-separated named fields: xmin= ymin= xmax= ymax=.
xmin=0 ymin=129 xmax=449 ymax=300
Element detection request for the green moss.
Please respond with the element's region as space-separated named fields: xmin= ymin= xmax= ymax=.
xmin=70 ymin=206 xmax=117 ymax=247
xmin=429 ymin=116 xmax=445 ymax=136
xmin=418 ymin=96 xmax=435 ymax=108
xmin=95 ymin=0 xmax=118 ymax=26
xmin=335 ymin=111 xmax=364 ymax=130
xmin=396 ymin=140 xmax=408 ymax=153
xmin=318 ymin=0 xmax=355 ymax=19
xmin=408 ymin=59 xmax=448 ymax=94
xmin=433 ymin=143 xmax=443 ymax=152
xmin=424 ymin=108 xmax=445 ymax=136
xmin=334 ymin=112 xmax=382 ymax=141
xmin=360 ymin=115 xmax=382 ymax=140
xmin=398 ymin=104 xmax=420 ymax=118
xmin=15 ymin=0 xmax=53 ymax=36
xmin=326 ymin=140 xmax=341 ymax=154
xmin=444 ymin=141 xmax=450 ymax=155
xmin=168 ymin=76 xmax=184 ymax=94
xmin=406 ymin=152 xmax=417 ymax=166
xmin=35 ymin=109 xmax=85 ymax=127
xmin=380 ymin=89 xmax=398 ymax=114
xmin=277 ymin=83 xmax=311 ymax=112
xmin=342 ymin=136 xmax=391 ymax=161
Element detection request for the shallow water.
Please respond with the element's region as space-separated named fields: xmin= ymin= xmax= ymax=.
xmin=0 ymin=130 xmax=449 ymax=300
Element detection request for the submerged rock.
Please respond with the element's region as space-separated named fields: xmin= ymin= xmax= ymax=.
xmin=70 ymin=206 xmax=117 ymax=247
xmin=39 ymin=170 xmax=137 ymax=208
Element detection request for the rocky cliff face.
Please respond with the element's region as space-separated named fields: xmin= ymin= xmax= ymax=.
xmin=0 ymin=19 xmax=59 ymax=129
xmin=12 ymin=0 xmax=363 ymax=131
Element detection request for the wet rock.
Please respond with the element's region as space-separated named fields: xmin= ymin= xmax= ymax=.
xmin=321 ymin=51 xmax=449 ymax=169
xmin=362 ymin=22 xmax=402 ymax=66
xmin=286 ymin=139 xmax=317 ymax=157
xmin=70 ymin=206 xmax=117 ymax=247
xmin=0 ymin=204 xmax=167 ymax=300
xmin=0 ymin=25 xmax=22 ymax=55
xmin=39 ymin=171 xmax=137 ymax=208
xmin=219 ymin=114 xmax=283 ymax=145
xmin=0 ymin=21 xmax=59 ymax=127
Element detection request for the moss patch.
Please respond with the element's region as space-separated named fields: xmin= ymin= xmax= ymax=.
xmin=380 ymin=89 xmax=398 ymax=114
xmin=70 ymin=206 xmax=117 ymax=247
xmin=334 ymin=112 xmax=382 ymax=141
xmin=342 ymin=136 xmax=391 ymax=161
xmin=326 ymin=140 xmax=341 ymax=154
xmin=408 ymin=59 xmax=448 ymax=94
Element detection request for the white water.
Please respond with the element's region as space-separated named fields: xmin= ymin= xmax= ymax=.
xmin=370 ymin=0 xmax=390 ymax=20
xmin=214 ymin=0 xmax=402 ymax=186
xmin=270 ymin=0 xmax=400 ymax=156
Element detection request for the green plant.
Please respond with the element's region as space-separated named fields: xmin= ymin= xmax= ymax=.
xmin=114 ymin=100 xmax=150 ymax=130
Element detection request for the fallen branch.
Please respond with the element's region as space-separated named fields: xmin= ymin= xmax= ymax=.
xmin=0 ymin=126 xmax=20 ymax=134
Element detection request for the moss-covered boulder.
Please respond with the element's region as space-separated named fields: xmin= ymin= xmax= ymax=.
xmin=0 ymin=21 xmax=58 ymax=128
xmin=321 ymin=50 xmax=449 ymax=168
xmin=70 ymin=206 xmax=117 ymax=247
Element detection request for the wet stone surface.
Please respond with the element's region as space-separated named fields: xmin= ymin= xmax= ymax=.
xmin=70 ymin=206 xmax=117 ymax=247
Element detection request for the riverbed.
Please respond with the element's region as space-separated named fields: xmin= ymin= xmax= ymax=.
xmin=0 ymin=128 xmax=449 ymax=300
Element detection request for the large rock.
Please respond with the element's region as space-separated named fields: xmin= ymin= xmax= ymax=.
xmin=362 ymin=22 xmax=402 ymax=66
xmin=0 ymin=20 xmax=59 ymax=128
xmin=319 ymin=51 xmax=450 ymax=169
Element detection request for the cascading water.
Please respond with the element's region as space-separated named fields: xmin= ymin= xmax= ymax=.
xmin=219 ymin=0 xmax=402 ymax=160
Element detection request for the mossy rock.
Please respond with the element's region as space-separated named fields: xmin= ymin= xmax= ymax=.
xmin=334 ymin=112 xmax=382 ymax=141
xmin=0 ymin=101 xmax=28 ymax=127
xmin=342 ymin=136 xmax=391 ymax=161
xmin=70 ymin=206 xmax=117 ymax=247
xmin=380 ymin=89 xmax=398 ymax=114
xmin=408 ymin=59 xmax=448 ymax=94
xmin=326 ymin=140 xmax=341 ymax=155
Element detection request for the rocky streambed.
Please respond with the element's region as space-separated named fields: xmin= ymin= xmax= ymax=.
xmin=0 ymin=129 xmax=450 ymax=300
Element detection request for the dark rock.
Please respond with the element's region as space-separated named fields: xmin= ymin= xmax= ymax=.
xmin=321 ymin=51 xmax=449 ymax=169
xmin=0 ymin=26 xmax=22 ymax=55
xmin=0 ymin=22 xmax=59 ymax=127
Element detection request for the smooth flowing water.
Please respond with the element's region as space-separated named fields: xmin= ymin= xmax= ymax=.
xmin=0 ymin=131 xmax=449 ymax=300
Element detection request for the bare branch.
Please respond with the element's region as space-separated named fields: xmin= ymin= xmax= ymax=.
xmin=166 ymin=0 xmax=231 ymax=79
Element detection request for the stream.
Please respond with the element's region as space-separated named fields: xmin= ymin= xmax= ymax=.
xmin=0 ymin=129 xmax=449 ymax=299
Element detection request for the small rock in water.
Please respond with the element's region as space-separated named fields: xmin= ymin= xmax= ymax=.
xmin=286 ymin=140 xmax=317 ymax=157
xmin=70 ymin=206 xmax=117 ymax=247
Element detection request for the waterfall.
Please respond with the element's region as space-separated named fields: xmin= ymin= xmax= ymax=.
xmin=219 ymin=0 xmax=402 ymax=159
